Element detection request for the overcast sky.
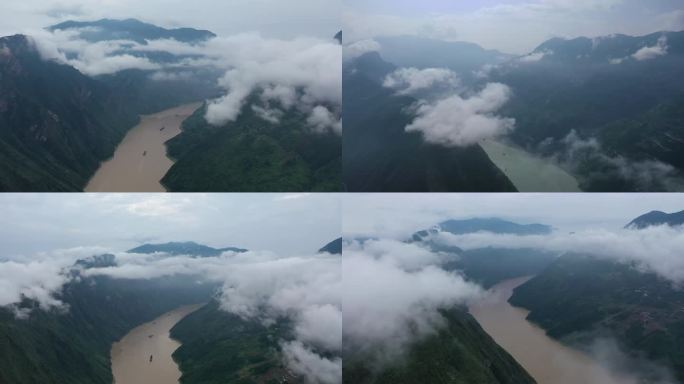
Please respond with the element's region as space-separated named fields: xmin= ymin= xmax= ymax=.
xmin=0 ymin=0 xmax=340 ymax=39
xmin=344 ymin=0 xmax=684 ymax=53
xmin=0 ymin=193 xmax=341 ymax=259
xmin=343 ymin=193 xmax=684 ymax=239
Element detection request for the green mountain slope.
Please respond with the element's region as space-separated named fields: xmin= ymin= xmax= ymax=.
xmin=343 ymin=307 xmax=536 ymax=384
xmin=509 ymin=254 xmax=684 ymax=382
xmin=171 ymin=301 xmax=301 ymax=384
xmin=0 ymin=276 xmax=213 ymax=384
xmin=162 ymin=102 xmax=342 ymax=192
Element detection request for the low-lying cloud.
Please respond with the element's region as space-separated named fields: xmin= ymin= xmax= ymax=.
xmin=404 ymin=82 xmax=515 ymax=147
xmin=30 ymin=26 xmax=342 ymax=135
xmin=553 ymin=131 xmax=684 ymax=191
xmin=343 ymin=239 xmax=482 ymax=365
xmin=433 ymin=225 xmax=684 ymax=284
xmin=383 ymin=67 xmax=460 ymax=96
xmin=632 ymin=36 xmax=668 ymax=61
xmin=0 ymin=247 xmax=341 ymax=384
xmin=343 ymin=38 xmax=380 ymax=61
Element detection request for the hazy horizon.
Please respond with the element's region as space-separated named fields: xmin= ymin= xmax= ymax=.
xmin=344 ymin=0 xmax=684 ymax=54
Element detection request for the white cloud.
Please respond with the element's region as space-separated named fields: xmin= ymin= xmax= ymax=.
xmin=632 ymin=36 xmax=668 ymax=61
xmin=405 ymin=83 xmax=515 ymax=147
xmin=343 ymin=239 xmax=483 ymax=364
xmin=282 ymin=341 xmax=342 ymax=384
xmin=519 ymin=50 xmax=550 ymax=62
xmin=343 ymin=38 xmax=380 ymax=61
xmin=383 ymin=67 xmax=460 ymax=95
xmin=306 ymin=105 xmax=342 ymax=134
xmin=434 ymin=225 xmax=684 ymax=284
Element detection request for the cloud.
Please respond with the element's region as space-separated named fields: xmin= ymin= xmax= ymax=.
xmin=306 ymin=105 xmax=342 ymax=134
xmin=632 ymin=36 xmax=668 ymax=61
xmin=343 ymin=38 xmax=380 ymax=61
xmin=555 ymin=130 xmax=684 ymax=191
xmin=433 ymin=225 xmax=684 ymax=284
xmin=31 ymin=30 xmax=161 ymax=76
xmin=203 ymin=34 xmax=342 ymax=135
xmin=1 ymin=244 xmax=342 ymax=384
xmin=383 ymin=67 xmax=460 ymax=96
xmin=405 ymin=83 xmax=515 ymax=147
xmin=343 ymin=239 xmax=483 ymax=365
xmin=519 ymin=50 xmax=550 ymax=62
xmin=282 ymin=341 xmax=342 ymax=384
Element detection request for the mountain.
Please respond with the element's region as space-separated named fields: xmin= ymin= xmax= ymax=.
xmin=509 ymin=254 xmax=684 ymax=382
xmin=375 ymin=36 xmax=511 ymax=79
xmin=485 ymin=31 xmax=684 ymax=191
xmin=343 ymin=307 xmax=536 ymax=384
xmin=0 ymin=270 xmax=214 ymax=384
xmin=319 ymin=238 xmax=342 ymax=254
xmin=0 ymin=34 xmax=139 ymax=191
xmin=0 ymin=19 xmax=222 ymax=191
xmin=127 ymin=241 xmax=247 ymax=256
xmin=161 ymin=101 xmax=342 ymax=192
xmin=170 ymin=300 xmax=302 ymax=384
xmin=343 ymin=51 xmax=517 ymax=192
xmin=335 ymin=31 xmax=342 ymax=44
xmin=410 ymin=218 xmax=556 ymax=288
xmin=438 ymin=218 xmax=552 ymax=235
xmin=625 ymin=210 xmax=684 ymax=229
xmin=48 ymin=18 xmax=216 ymax=44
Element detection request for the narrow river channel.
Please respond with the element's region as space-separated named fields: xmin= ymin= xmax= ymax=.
xmin=85 ymin=102 xmax=202 ymax=192
xmin=111 ymin=304 xmax=203 ymax=384
xmin=470 ymin=277 xmax=640 ymax=384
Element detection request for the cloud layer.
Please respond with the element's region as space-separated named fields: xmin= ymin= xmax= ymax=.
xmin=403 ymin=82 xmax=515 ymax=147
xmin=343 ymin=239 xmax=482 ymax=365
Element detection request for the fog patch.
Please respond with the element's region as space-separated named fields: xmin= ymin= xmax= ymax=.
xmin=434 ymin=225 xmax=684 ymax=284
xmin=632 ymin=36 xmax=668 ymax=61
xmin=343 ymin=239 xmax=482 ymax=367
xmin=383 ymin=67 xmax=460 ymax=96
xmin=550 ymin=131 xmax=684 ymax=191
xmin=404 ymin=82 xmax=515 ymax=147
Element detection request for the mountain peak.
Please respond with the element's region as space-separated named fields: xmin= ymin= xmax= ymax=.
xmin=127 ymin=241 xmax=247 ymax=257
xmin=47 ymin=18 xmax=216 ymax=44
xmin=625 ymin=210 xmax=684 ymax=229
xmin=318 ymin=238 xmax=342 ymax=254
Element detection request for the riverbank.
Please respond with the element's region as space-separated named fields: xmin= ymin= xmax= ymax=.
xmin=85 ymin=102 xmax=202 ymax=192
xmin=470 ymin=277 xmax=636 ymax=384
xmin=110 ymin=304 xmax=203 ymax=384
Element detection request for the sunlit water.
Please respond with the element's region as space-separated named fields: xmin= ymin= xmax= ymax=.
xmin=111 ymin=304 xmax=203 ymax=384
xmin=480 ymin=140 xmax=581 ymax=192
xmin=85 ymin=103 xmax=202 ymax=192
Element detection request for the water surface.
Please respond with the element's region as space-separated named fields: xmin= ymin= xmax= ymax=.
xmin=470 ymin=277 xmax=638 ymax=384
xmin=85 ymin=103 xmax=202 ymax=192
xmin=481 ymin=140 xmax=581 ymax=192
xmin=111 ymin=304 xmax=202 ymax=384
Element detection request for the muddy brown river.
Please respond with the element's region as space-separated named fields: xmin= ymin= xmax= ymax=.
xmin=470 ymin=277 xmax=639 ymax=384
xmin=85 ymin=103 xmax=202 ymax=192
xmin=110 ymin=304 xmax=203 ymax=384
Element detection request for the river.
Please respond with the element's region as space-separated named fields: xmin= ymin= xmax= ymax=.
xmin=110 ymin=304 xmax=203 ymax=384
xmin=470 ymin=277 xmax=639 ymax=384
xmin=480 ymin=140 xmax=581 ymax=192
xmin=85 ymin=103 xmax=202 ymax=192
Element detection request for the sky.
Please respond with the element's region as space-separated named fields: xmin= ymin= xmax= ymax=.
xmin=343 ymin=193 xmax=684 ymax=238
xmin=344 ymin=0 xmax=684 ymax=53
xmin=0 ymin=0 xmax=340 ymax=38
xmin=0 ymin=193 xmax=341 ymax=258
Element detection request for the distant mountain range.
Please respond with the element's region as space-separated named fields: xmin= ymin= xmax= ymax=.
xmin=48 ymin=18 xmax=216 ymax=44
xmin=128 ymin=241 xmax=247 ymax=257
xmin=625 ymin=210 xmax=684 ymax=229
